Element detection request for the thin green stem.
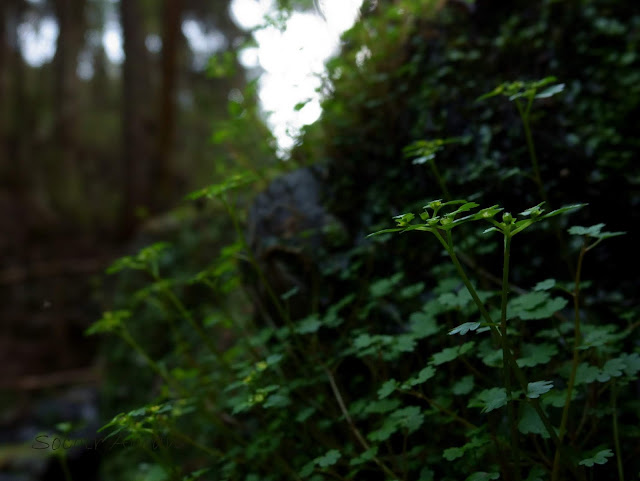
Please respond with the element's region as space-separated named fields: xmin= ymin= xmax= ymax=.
xmin=515 ymin=99 xmax=546 ymax=203
xmin=552 ymin=241 xmax=587 ymax=481
xmin=325 ymin=368 xmax=401 ymax=481
xmin=403 ymin=389 xmax=477 ymax=430
xmin=501 ymin=231 xmax=519 ymax=480
xmin=611 ymin=381 xmax=625 ymax=481
xmin=160 ymin=283 xmax=223 ymax=361
xmin=430 ymin=160 xmax=451 ymax=200
xmin=58 ymin=454 xmax=73 ymax=481
xmin=221 ymin=196 xmax=293 ymax=330
xmin=120 ymin=328 xmax=176 ymax=389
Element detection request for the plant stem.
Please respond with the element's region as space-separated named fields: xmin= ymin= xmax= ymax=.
xmin=160 ymin=282 xmax=223 ymax=361
xmin=58 ymin=454 xmax=73 ymax=481
xmin=552 ymin=241 xmax=587 ymax=480
xmin=436 ymin=230 xmax=585 ymax=480
xmin=515 ymin=99 xmax=546 ymax=203
xmin=120 ymin=328 xmax=175 ymax=388
xmin=430 ymin=160 xmax=451 ymax=200
xmin=325 ymin=368 xmax=401 ymax=480
xmin=222 ymin=196 xmax=294 ymax=332
xmin=404 ymin=389 xmax=477 ymax=430
xmin=611 ymin=380 xmax=625 ymax=481
xmin=500 ymin=231 xmax=520 ymax=480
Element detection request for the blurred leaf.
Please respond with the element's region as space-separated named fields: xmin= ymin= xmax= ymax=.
xmin=579 ymin=449 xmax=613 ymax=467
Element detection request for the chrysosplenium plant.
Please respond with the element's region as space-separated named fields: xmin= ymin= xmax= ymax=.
xmin=371 ymin=198 xmax=632 ymax=480
xmin=85 ymin=76 xmax=639 ymax=481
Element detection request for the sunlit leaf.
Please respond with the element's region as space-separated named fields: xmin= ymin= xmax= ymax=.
xmin=527 ymin=381 xmax=553 ymax=398
xmin=579 ymin=449 xmax=613 ymax=467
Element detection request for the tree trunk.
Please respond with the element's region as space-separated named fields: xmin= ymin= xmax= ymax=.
xmin=53 ymin=0 xmax=86 ymax=211
xmin=120 ymin=0 xmax=151 ymax=238
xmin=0 ymin=2 xmax=6 ymax=160
xmin=154 ymin=0 xmax=184 ymax=210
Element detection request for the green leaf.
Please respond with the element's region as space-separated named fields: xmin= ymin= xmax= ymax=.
xmin=568 ymin=224 xmax=625 ymax=240
xmin=439 ymin=289 xmax=473 ymax=309
xmin=296 ymin=315 xmax=322 ymax=334
xmin=431 ymin=341 xmax=475 ymax=365
xmin=363 ymin=398 xmax=402 ymax=415
xmin=542 ymin=388 xmax=576 ymax=408
xmin=472 ymin=205 xmax=503 ymax=220
xmin=620 ymin=352 xmax=640 ymax=377
xmin=296 ymin=406 xmax=315 ymax=423
xmin=525 ymin=466 xmax=546 ymax=481
xmin=508 ymin=292 xmax=567 ymax=320
xmin=393 ymin=213 xmax=415 ymax=226
xmin=402 ymin=366 xmax=436 ymax=388
xmin=370 ymin=273 xmax=403 ymax=297
xmin=391 ymin=405 xmax=424 ymax=433
xmin=400 ymin=282 xmax=425 ymax=298
xmin=449 ymin=322 xmax=481 ymax=336
xmin=418 ymin=467 xmax=435 ymax=481
xmin=471 ymin=387 xmax=507 ymax=412
xmin=186 ymin=172 xmax=258 ymax=200
xmin=182 ymin=468 xmax=210 ymax=481
xmin=443 ymin=437 xmax=489 ymax=462
xmin=579 ymin=324 xmax=623 ymax=350
xmin=533 ymin=279 xmax=556 ymax=291
xmin=354 ymin=333 xmax=374 ymax=350
xmin=579 ymin=449 xmax=613 ymax=467
xmin=452 ymin=375 xmax=474 ymax=395
xmin=293 ymin=98 xmax=311 ymax=111
xmin=349 ymin=447 xmax=378 ymax=466
xmin=378 ymin=379 xmax=399 ymax=399
xmin=442 ymin=446 xmax=465 ymax=461
xmin=465 ymin=472 xmax=500 ymax=481
xmin=568 ymin=224 xmax=605 ymax=237
xmin=527 ymin=381 xmax=553 ymax=398
xmin=535 ymin=83 xmax=565 ymax=99
xmin=300 ymin=460 xmax=315 ymax=477
xmin=596 ymin=357 xmax=626 ymax=382
xmin=520 ymin=202 xmax=546 ymax=217
xmin=516 ymin=343 xmax=558 ymax=368
xmin=368 ymin=227 xmax=403 ymax=237
xmin=409 ymin=311 xmax=440 ymax=338
xmin=540 ymin=203 xmax=586 ymax=219
xmin=575 ymin=363 xmax=601 ymax=385
xmin=86 ymin=310 xmax=131 ymax=336
xmin=518 ymin=403 xmax=550 ymax=438
xmin=316 ymin=449 xmax=341 ymax=468
xmin=143 ymin=464 xmax=169 ymax=481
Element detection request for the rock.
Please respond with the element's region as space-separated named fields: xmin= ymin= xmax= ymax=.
xmin=245 ymin=166 xmax=344 ymax=324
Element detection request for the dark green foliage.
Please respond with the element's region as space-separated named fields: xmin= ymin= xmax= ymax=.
xmin=89 ymin=1 xmax=640 ymax=480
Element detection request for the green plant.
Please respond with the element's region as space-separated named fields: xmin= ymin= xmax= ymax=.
xmin=88 ymin=1 xmax=640 ymax=479
xmin=370 ymin=195 xmax=634 ymax=479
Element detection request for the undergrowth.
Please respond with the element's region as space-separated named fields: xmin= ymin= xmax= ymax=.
xmin=67 ymin=73 xmax=640 ymax=481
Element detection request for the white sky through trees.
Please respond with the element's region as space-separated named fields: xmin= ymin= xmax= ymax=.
xmin=17 ymin=0 xmax=364 ymax=154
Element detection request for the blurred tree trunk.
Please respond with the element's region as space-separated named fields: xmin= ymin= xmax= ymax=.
xmin=53 ymin=0 xmax=87 ymax=213
xmin=154 ymin=0 xmax=184 ymax=210
xmin=0 ymin=3 xmax=7 ymax=167
xmin=120 ymin=0 xmax=151 ymax=238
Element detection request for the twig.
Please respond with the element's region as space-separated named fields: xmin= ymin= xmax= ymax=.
xmin=325 ymin=368 xmax=400 ymax=480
